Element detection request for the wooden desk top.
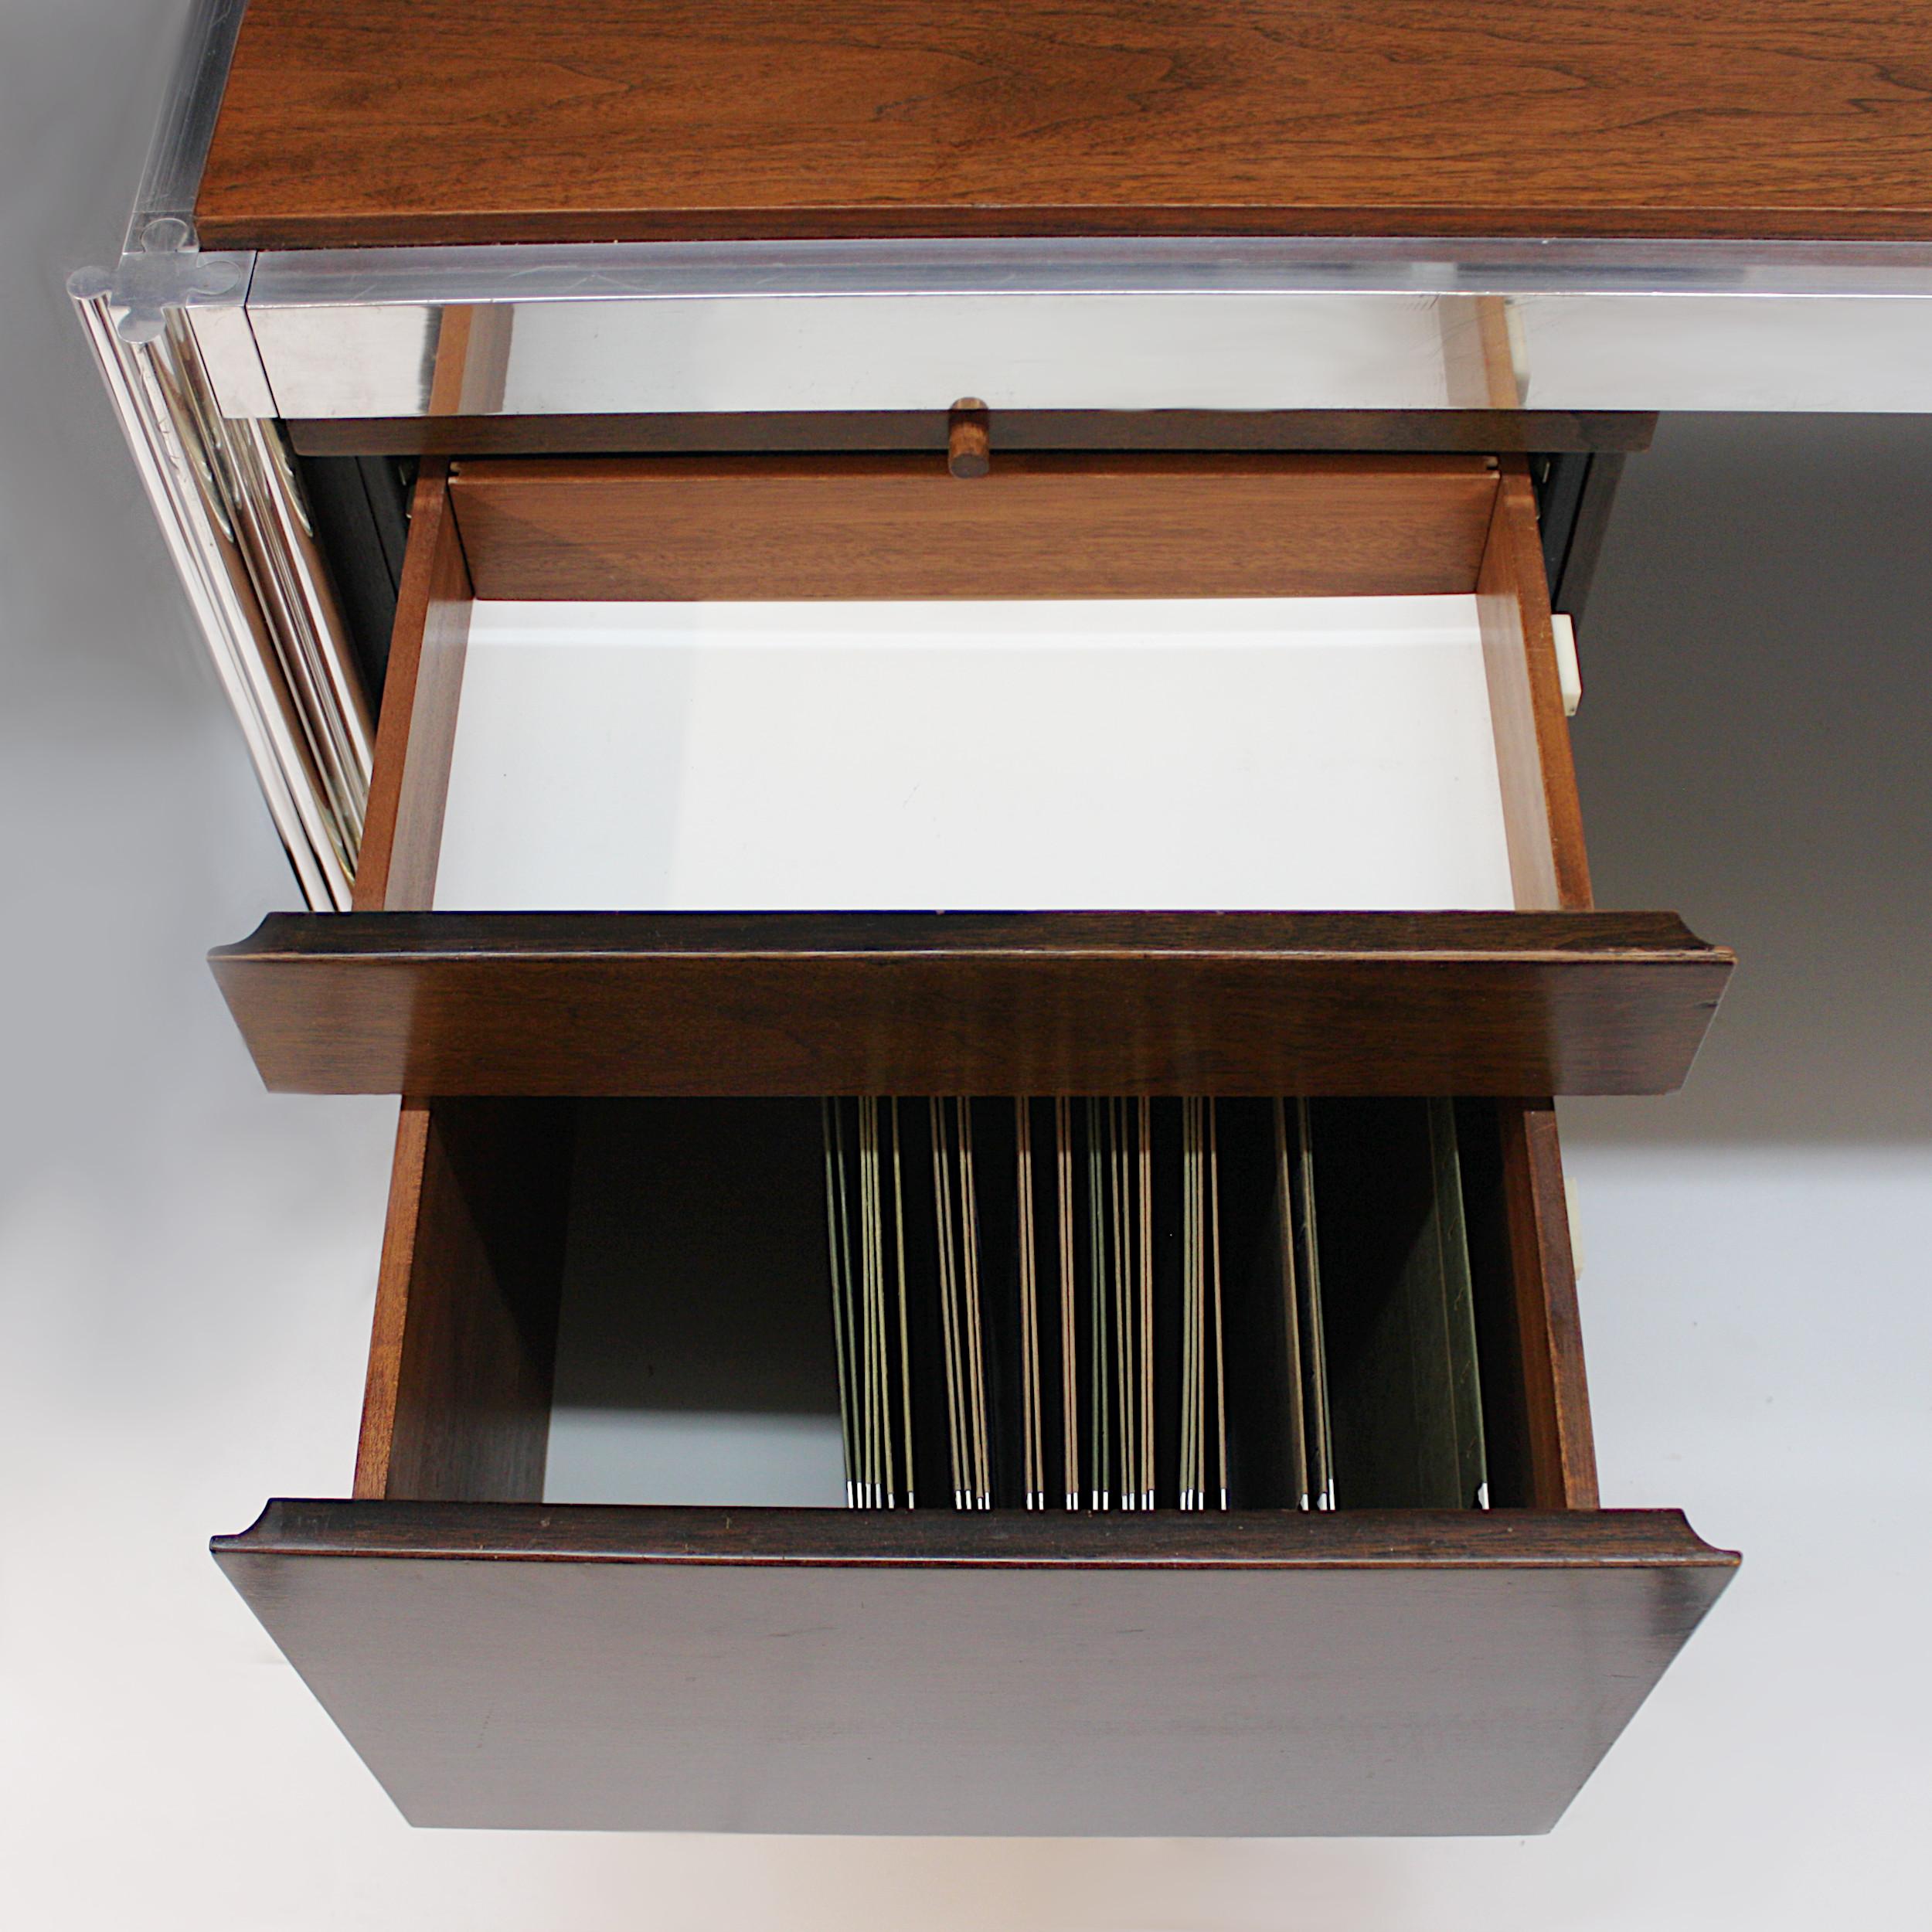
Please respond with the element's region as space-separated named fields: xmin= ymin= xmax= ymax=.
xmin=196 ymin=0 xmax=1932 ymax=250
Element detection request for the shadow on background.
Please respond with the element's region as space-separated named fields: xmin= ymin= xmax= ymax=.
xmin=1566 ymin=413 xmax=1932 ymax=1147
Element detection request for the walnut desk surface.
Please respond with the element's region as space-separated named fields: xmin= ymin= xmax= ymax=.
xmin=196 ymin=0 xmax=1932 ymax=250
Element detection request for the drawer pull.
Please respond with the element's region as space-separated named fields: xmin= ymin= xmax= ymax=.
xmin=946 ymin=398 xmax=991 ymax=478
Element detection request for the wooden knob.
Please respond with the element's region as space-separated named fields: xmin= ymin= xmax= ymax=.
xmin=947 ymin=399 xmax=991 ymax=478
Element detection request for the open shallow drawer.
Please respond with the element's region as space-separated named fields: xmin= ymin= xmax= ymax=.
xmin=213 ymin=1093 xmax=1736 ymax=1835
xmin=212 ymin=451 xmax=1731 ymax=1095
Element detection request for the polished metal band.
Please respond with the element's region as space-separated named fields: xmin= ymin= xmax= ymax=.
xmin=70 ymin=283 xmax=371 ymax=910
xmin=233 ymin=241 xmax=1932 ymax=418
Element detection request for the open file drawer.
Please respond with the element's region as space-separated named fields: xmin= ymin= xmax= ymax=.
xmin=210 ymin=447 xmax=1735 ymax=1835
xmin=214 ymin=1092 xmax=1733 ymax=1835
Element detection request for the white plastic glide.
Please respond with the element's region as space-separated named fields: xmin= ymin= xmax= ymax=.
xmin=1552 ymin=611 xmax=1583 ymax=716
xmin=435 ymin=595 xmax=1516 ymax=914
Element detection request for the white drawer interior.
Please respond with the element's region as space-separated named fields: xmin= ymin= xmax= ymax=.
xmin=433 ymin=594 xmax=1515 ymax=913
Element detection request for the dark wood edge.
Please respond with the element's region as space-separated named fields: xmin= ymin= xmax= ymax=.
xmin=350 ymin=463 xmax=474 ymax=910
xmin=288 ymin=410 xmax=1659 ymax=461
xmin=448 ymin=448 xmax=1495 ymax=484
xmin=1477 ymin=461 xmax=1594 ymax=911
xmin=201 ymin=204 xmax=1932 ymax=251
xmin=351 ymin=1099 xmax=574 ymax=1503
xmin=213 ymin=909 xmax=1732 ymax=965
xmin=213 ymin=1498 xmax=1738 ymax=1571
xmin=352 ymin=1101 xmax=433 ymax=1497
xmin=1503 ymin=457 xmax=1594 ymax=910
xmin=1501 ymin=1101 xmax=1600 ymax=1509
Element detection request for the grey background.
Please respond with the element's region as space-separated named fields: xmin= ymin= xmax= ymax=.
xmin=3 ymin=2 xmax=1928 ymax=1926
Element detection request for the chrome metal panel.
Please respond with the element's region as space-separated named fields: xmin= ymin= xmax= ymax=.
xmin=231 ymin=239 xmax=1932 ymax=420
xmin=1516 ymin=295 xmax=1932 ymax=412
xmin=185 ymin=297 xmax=277 ymax=418
xmin=249 ymin=292 xmax=1470 ymax=417
xmin=249 ymin=300 xmax=442 ymax=417
xmin=245 ymin=287 xmax=1932 ymax=420
xmin=69 ymin=282 xmax=372 ymax=910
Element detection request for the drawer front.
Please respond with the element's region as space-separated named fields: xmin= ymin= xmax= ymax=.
xmin=212 ymin=908 xmax=1730 ymax=1097
xmin=214 ymin=1502 xmax=1733 ymax=1836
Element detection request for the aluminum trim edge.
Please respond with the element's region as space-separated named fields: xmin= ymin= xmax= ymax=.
xmin=68 ymin=281 xmax=372 ymax=910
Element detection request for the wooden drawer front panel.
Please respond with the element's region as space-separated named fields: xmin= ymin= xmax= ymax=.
xmin=197 ymin=1 xmax=1932 ymax=248
xmin=213 ymin=1502 xmax=1734 ymax=1835
xmin=209 ymin=910 xmax=1731 ymax=1097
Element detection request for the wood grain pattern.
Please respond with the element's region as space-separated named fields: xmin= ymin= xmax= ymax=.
xmin=288 ymin=410 xmax=1660 ymax=462
xmin=212 ymin=1498 xmax=1736 ymax=1834
xmin=1478 ymin=460 xmax=1594 ymax=913
xmin=352 ymin=1098 xmax=576 ymax=1502
xmin=1500 ymin=1101 xmax=1600 ymax=1511
xmin=446 ymin=452 xmax=1499 ymax=600
xmin=350 ymin=464 xmax=474 ymax=912
xmin=196 ymin=1 xmax=1932 ymax=248
xmin=352 ymin=1102 xmax=433 ymax=1497
xmin=208 ymin=910 xmax=1733 ymax=1097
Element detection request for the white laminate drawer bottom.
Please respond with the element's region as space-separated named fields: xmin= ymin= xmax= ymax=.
xmin=434 ymin=594 xmax=1513 ymax=913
